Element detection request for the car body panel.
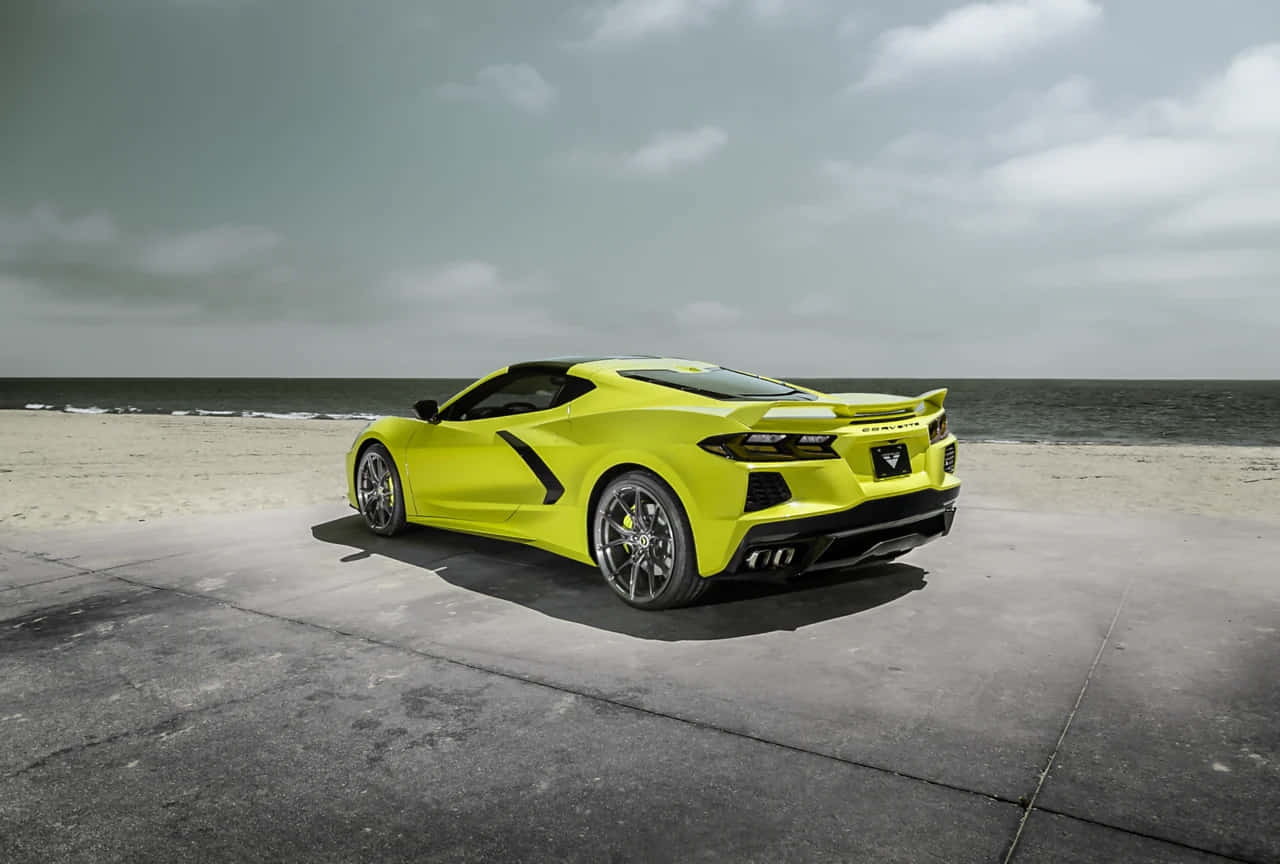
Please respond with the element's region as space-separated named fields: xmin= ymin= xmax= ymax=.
xmin=403 ymin=413 xmax=567 ymax=522
xmin=346 ymin=357 xmax=960 ymax=578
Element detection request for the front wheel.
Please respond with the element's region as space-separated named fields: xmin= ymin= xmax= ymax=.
xmin=592 ymin=471 xmax=708 ymax=610
xmin=355 ymin=443 xmax=406 ymax=537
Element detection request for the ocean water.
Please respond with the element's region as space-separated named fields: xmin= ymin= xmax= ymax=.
xmin=2 ymin=377 xmax=1278 ymax=446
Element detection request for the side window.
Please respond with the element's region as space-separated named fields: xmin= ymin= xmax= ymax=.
xmin=443 ymin=371 xmax=564 ymax=421
xmin=441 ymin=370 xmax=596 ymax=421
xmin=553 ymin=376 xmax=595 ymax=406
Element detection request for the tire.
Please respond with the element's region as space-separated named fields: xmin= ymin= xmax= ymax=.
xmin=592 ymin=470 xmax=709 ymax=610
xmin=355 ymin=443 xmax=407 ymax=537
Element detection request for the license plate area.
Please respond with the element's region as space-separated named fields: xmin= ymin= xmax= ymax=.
xmin=870 ymin=443 xmax=912 ymax=479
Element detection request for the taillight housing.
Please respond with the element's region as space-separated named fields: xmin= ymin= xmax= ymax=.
xmin=699 ymin=432 xmax=839 ymax=461
xmin=928 ymin=411 xmax=948 ymax=444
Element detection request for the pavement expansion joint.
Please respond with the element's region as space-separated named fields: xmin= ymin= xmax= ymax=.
xmin=100 ymin=568 xmax=1025 ymax=810
xmin=7 ymin=680 xmax=299 ymax=781
xmin=1 ymin=546 xmax=196 ymax=586
xmin=15 ymin=550 xmax=1263 ymax=864
xmin=1001 ymin=574 xmax=1136 ymax=864
xmin=0 ymin=570 xmax=91 ymax=593
xmin=1029 ymin=805 xmax=1267 ymax=864
xmin=1 ymin=545 xmax=93 ymax=573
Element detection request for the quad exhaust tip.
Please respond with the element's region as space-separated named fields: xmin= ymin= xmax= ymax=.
xmin=745 ymin=546 xmax=797 ymax=570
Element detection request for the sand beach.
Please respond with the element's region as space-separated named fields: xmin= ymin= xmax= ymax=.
xmin=2 ymin=409 xmax=1278 ymax=531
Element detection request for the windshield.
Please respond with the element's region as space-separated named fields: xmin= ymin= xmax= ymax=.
xmin=619 ymin=368 xmax=817 ymax=401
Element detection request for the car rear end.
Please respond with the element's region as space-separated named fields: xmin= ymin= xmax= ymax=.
xmin=689 ymin=392 xmax=960 ymax=578
xmin=562 ymin=360 xmax=960 ymax=580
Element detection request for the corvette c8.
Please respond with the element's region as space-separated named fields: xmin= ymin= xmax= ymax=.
xmin=346 ymin=356 xmax=960 ymax=609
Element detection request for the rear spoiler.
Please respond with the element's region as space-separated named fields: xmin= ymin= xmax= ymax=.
xmin=721 ymin=388 xmax=947 ymax=429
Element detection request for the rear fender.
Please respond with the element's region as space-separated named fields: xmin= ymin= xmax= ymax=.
xmin=577 ymin=448 xmax=742 ymax=578
xmin=579 ymin=449 xmax=702 ymax=523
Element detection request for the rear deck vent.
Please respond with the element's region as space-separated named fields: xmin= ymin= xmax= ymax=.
xmin=846 ymin=408 xmax=917 ymax=425
xmin=943 ymin=443 xmax=957 ymax=473
xmin=745 ymin=472 xmax=791 ymax=512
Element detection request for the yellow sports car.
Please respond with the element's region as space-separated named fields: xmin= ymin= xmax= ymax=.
xmin=347 ymin=356 xmax=960 ymax=609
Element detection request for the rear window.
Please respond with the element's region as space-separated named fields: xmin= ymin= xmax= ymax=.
xmin=618 ymin=368 xmax=817 ymax=402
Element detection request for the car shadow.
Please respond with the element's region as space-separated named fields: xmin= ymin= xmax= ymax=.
xmin=310 ymin=516 xmax=930 ymax=641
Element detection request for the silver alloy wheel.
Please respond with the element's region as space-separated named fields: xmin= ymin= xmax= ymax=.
xmin=357 ymin=449 xmax=396 ymax=531
xmin=595 ymin=484 xmax=677 ymax=602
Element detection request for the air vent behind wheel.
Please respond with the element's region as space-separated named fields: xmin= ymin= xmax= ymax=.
xmin=944 ymin=443 xmax=957 ymax=473
xmin=745 ymin=472 xmax=791 ymax=512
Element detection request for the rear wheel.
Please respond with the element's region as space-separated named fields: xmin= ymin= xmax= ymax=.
xmin=593 ymin=471 xmax=708 ymax=610
xmin=356 ymin=443 xmax=406 ymax=537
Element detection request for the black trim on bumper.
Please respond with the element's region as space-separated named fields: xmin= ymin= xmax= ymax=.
xmin=496 ymin=430 xmax=565 ymax=505
xmin=713 ymin=486 xmax=960 ymax=578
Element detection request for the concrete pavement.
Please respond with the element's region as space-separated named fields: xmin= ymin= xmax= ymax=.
xmin=1 ymin=500 xmax=1276 ymax=862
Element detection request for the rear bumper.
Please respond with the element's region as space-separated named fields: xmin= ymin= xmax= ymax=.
xmin=709 ymin=486 xmax=960 ymax=579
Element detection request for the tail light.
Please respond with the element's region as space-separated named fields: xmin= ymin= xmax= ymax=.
xmin=699 ymin=432 xmax=838 ymax=461
xmin=928 ymin=412 xmax=948 ymax=444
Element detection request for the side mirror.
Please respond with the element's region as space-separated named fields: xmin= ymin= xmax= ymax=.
xmin=413 ymin=399 xmax=439 ymax=423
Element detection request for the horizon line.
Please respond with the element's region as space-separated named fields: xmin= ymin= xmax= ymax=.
xmin=2 ymin=375 xmax=1278 ymax=383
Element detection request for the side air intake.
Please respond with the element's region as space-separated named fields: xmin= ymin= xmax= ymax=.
xmin=745 ymin=472 xmax=791 ymax=512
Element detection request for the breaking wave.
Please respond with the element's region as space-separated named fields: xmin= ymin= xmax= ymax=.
xmin=17 ymin=403 xmax=380 ymax=421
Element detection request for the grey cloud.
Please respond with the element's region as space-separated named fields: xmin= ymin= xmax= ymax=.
xmin=386 ymin=260 xmax=574 ymax=341
xmin=0 ymin=205 xmax=118 ymax=261
xmin=559 ymin=125 xmax=729 ymax=179
xmin=137 ymin=225 xmax=280 ymax=277
xmin=858 ymin=0 xmax=1102 ymax=88
xmin=986 ymin=136 xmax=1262 ymax=209
xmin=1155 ymin=188 xmax=1280 ymax=237
xmin=784 ymin=43 xmax=1280 ymax=238
xmin=985 ymin=44 xmax=1280 ymax=213
xmin=986 ymin=76 xmax=1102 ymax=153
xmin=624 ymin=126 xmax=728 ymax=176
xmin=579 ymin=0 xmax=811 ymax=46
xmin=675 ymin=299 xmax=742 ymax=327
xmin=0 ymin=207 xmax=347 ymax=324
xmin=582 ymin=0 xmax=733 ymax=46
xmin=5 ymin=0 xmax=1280 ymax=377
xmin=437 ymin=64 xmax=558 ymax=114
xmin=1034 ymin=248 xmax=1280 ymax=288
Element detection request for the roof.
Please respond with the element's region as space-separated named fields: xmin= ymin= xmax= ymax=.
xmin=506 ymin=355 xmax=655 ymax=373
xmin=508 ymin=355 xmax=716 ymax=374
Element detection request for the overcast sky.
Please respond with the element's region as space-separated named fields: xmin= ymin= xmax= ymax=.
xmin=2 ymin=0 xmax=1278 ymax=378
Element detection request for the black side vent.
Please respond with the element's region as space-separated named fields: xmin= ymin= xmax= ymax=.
xmin=943 ymin=443 xmax=957 ymax=473
xmin=745 ymin=472 xmax=791 ymax=512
